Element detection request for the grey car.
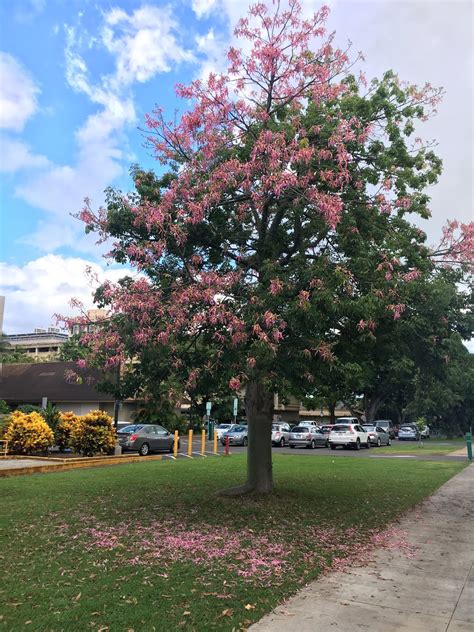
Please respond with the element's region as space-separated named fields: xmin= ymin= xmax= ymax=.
xmin=272 ymin=423 xmax=291 ymax=447
xmin=289 ymin=426 xmax=320 ymax=449
xmin=118 ymin=424 xmax=178 ymax=456
xmin=398 ymin=425 xmax=420 ymax=441
xmin=221 ymin=425 xmax=248 ymax=446
xmin=362 ymin=425 xmax=391 ymax=446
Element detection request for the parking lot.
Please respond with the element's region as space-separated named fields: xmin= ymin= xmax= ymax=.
xmin=163 ymin=437 xmax=467 ymax=462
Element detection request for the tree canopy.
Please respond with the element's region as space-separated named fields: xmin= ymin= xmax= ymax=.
xmin=66 ymin=1 xmax=473 ymax=493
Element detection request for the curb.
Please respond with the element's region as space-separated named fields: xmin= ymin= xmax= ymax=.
xmin=0 ymin=454 xmax=164 ymax=478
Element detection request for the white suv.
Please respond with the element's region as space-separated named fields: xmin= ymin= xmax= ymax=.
xmin=329 ymin=422 xmax=371 ymax=450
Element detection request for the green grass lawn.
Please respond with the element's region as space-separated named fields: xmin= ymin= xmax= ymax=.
xmin=378 ymin=438 xmax=466 ymax=455
xmin=0 ymin=455 xmax=466 ymax=631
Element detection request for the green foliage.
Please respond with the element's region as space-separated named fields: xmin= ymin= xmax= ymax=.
xmin=70 ymin=410 xmax=116 ymax=457
xmin=0 ymin=399 xmax=9 ymax=414
xmin=58 ymin=335 xmax=88 ymax=361
xmin=17 ymin=404 xmax=43 ymax=414
xmin=0 ymin=348 xmax=35 ymax=363
xmin=41 ymin=403 xmax=61 ymax=433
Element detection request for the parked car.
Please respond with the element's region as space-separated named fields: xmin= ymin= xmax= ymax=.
xmin=298 ymin=420 xmax=321 ymax=429
xmin=221 ymin=425 xmax=248 ymax=446
xmin=289 ymin=426 xmax=320 ymax=449
xmin=398 ymin=424 xmax=420 ymax=441
xmin=272 ymin=423 xmax=291 ymax=447
xmin=328 ymin=423 xmax=371 ymax=450
xmin=373 ymin=419 xmax=397 ymax=439
xmin=118 ymin=424 xmax=177 ymax=456
xmin=215 ymin=423 xmax=237 ymax=440
xmin=362 ymin=425 xmax=391 ymax=446
xmin=420 ymin=425 xmax=430 ymax=439
xmin=318 ymin=425 xmax=334 ymax=443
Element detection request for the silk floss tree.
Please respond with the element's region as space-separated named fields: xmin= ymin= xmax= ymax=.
xmin=72 ymin=0 xmax=461 ymax=494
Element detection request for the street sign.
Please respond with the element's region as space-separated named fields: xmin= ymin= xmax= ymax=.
xmin=206 ymin=401 xmax=212 ymax=416
xmin=233 ymin=398 xmax=238 ymax=417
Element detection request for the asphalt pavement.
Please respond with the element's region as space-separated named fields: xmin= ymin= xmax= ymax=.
xmin=170 ymin=438 xmax=467 ymax=462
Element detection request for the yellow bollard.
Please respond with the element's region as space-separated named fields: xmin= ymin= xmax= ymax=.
xmin=201 ymin=429 xmax=206 ymax=455
xmin=173 ymin=430 xmax=179 ymax=458
xmin=188 ymin=429 xmax=193 ymax=457
xmin=214 ymin=430 xmax=218 ymax=454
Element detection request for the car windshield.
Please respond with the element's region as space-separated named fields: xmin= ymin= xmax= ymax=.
xmin=332 ymin=425 xmax=351 ymax=431
xmin=362 ymin=426 xmax=376 ymax=432
xmin=400 ymin=426 xmax=415 ymax=431
xmin=376 ymin=422 xmax=389 ymax=428
xmin=292 ymin=427 xmax=309 ymax=433
xmin=320 ymin=426 xmax=333 ymax=432
xmin=231 ymin=426 xmax=246 ymax=432
xmin=272 ymin=425 xmax=283 ymax=431
xmin=218 ymin=424 xmax=232 ymax=429
xmin=119 ymin=425 xmax=143 ymax=433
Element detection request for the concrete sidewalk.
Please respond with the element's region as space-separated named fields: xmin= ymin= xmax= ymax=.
xmin=251 ymin=464 xmax=474 ymax=632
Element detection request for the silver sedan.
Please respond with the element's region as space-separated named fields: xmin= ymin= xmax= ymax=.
xmin=118 ymin=424 xmax=178 ymax=456
xmin=362 ymin=425 xmax=391 ymax=446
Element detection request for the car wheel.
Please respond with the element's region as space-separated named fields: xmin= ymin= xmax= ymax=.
xmin=387 ymin=438 xmax=392 ymax=446
xmin=290 ymin=445 xmax=295 ymax=449
xmin=366 ymin=439 xmax=370 ymax=449
xmin=310 ymin=440 xmax=316 ymax=449
xmin=139 ymin=443 xmax=150 ymax=456
xmin=279 ymin=437 xmax=285 ymax=447
xmin=355 ymin=439 xmax=361 ymax=450
xmin=325 ymin=440 xmax=329 ymax=448
xmin=330 ymin=444 xmax=336 ymax=450
xmin=243 ymin=437 xmax=248 ymax=447
xmin=377 ymin=438 xmax=381 ymax=447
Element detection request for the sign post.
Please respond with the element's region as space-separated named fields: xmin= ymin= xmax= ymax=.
xmin=466 ymin=432 xmax=472 ymax=461
xmin=233 ymin=397 xmax=238 ymax=424
xmin=206 ymin=401 xmax=213 ymax=440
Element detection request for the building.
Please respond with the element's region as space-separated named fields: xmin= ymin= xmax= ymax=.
xmin=3 ymin=329 xmax=69 ymax=360
xmin=0 ymin=361 xmax=140 ymax=421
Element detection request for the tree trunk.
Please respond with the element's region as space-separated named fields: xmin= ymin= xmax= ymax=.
xmin=218 ymin=380 xmax=274 ymax=495
xmin=364 ymin=393 xmax=385 ymax=424
xmin=328 ymin=401 xmax=336 ymax=425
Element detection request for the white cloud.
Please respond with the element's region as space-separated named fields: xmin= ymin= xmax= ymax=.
xmin=0 ymin=52 xmax=40 ymax=132
xmin=192 ymin=0 xmax=220 ymax=19
xmin=0 ymin=136 xmax=50 ymax=173
xmin=102 ymin=5 xmax=194 ymax=87
xmin=0 ymin=255 xmax=130 ymax=334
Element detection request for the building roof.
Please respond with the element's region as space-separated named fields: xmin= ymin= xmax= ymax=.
xmin=4 ymin=332 xmax=69 ymax=343
xmin=0 ymin=362 xmax=115 ymax=403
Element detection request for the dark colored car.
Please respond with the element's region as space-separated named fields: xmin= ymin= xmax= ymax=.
xmin=118 ymin=424 xmax=178 ymax=456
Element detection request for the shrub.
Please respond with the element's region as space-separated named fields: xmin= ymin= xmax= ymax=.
xmin=4 ymin=411 xmax=54 ymax=455
xmin=70 ymin=410 xmax=116 ymax=457
xmin=41 ymin=403 xmax=61 ymax=433
xmin=55 ymin=411 xmax=79 ymax=451
xmin=17 ymin=404 xmax=43 ymax=415
xmin=0 ymin=399 xmax=9 ymax=414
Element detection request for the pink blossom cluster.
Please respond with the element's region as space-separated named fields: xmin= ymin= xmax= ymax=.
xmin=55 ymin=515 xmax=417 ymax=587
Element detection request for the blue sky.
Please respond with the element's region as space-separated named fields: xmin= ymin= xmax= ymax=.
xmin=0 ymin=0 xmax=472 ymax=335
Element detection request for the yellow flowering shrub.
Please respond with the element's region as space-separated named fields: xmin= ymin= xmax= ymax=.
xmin=4 ymin=411 xmax=54 ymax=455
xmin=55 ymin=411 xmax=79 ymax=451
xmin=70 ymin=410 xmax=116 ymax=456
